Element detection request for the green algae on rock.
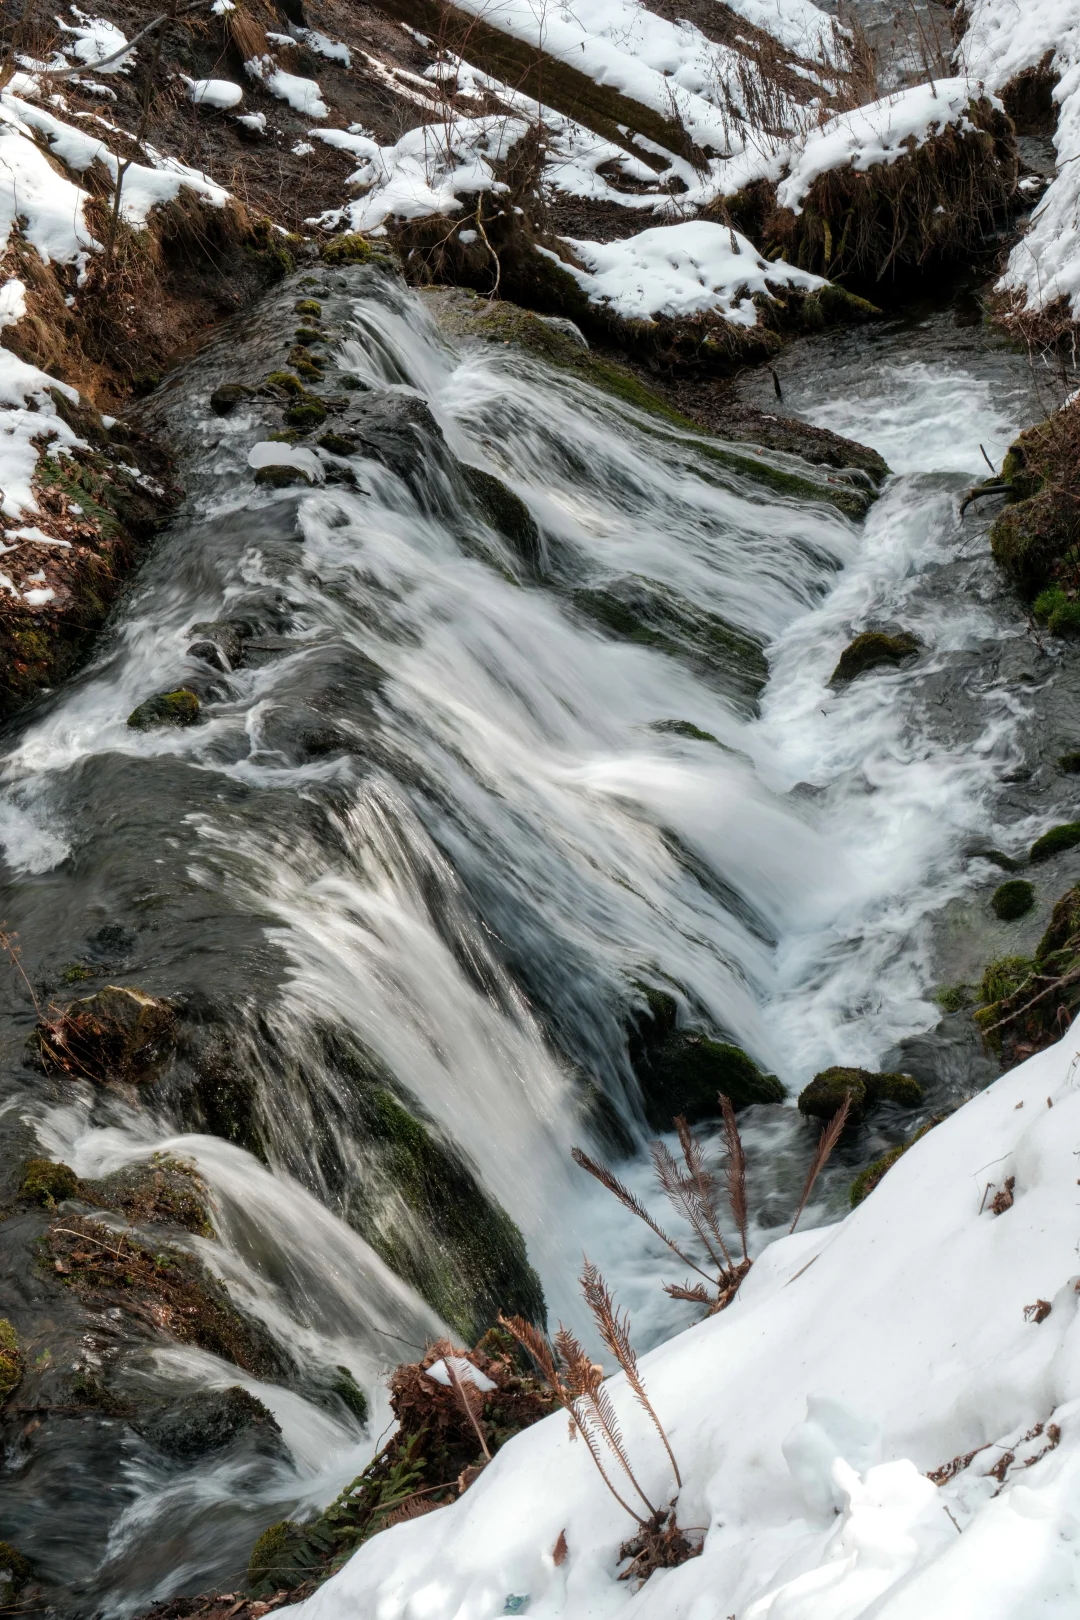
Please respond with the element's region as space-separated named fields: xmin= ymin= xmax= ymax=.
xmin=127 ymin=689 xmax=200 ymax=730
xmin=830 ymin=631 xmax=919 ymax=685
xmin=18 ymin=1157 xmax=79 ymax=1207
xmin=1030 ymin=823 xmax=1080 ymax=862
xmin=798 ymin=1065 xmax=923 ymax=1122
xmin=992 ymin=879 xmax=1036 ymax=920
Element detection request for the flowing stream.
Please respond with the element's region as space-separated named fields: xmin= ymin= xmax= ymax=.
xmin=0 ymin=263 xmax=1070 ymax=1613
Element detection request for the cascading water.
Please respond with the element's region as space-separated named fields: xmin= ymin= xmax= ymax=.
xmin=0 ymin=263 xmax=1065 ymax=1614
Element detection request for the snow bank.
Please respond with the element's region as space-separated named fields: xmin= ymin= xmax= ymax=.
xmin=187 ymin=77 xmax=244 ymax=110
xmin=311 ymin=116 xmax=528 ymax=232
xmin=776 ymin=78 xmax=988 ymax=214
xmin=556 ymin=220 xmax=824 ymax=325
xmin=246 ymin=55 xmax=328 ymax=119
xmin=0 ymin=277 xmax=82 ymax=537
xmin=961 ymin=0 xmax=1080 ymax=320
xmin=283 ymin=1022 xmax=1080 ymax=1619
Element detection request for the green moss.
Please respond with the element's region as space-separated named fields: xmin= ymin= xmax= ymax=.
xmin=19 ymin=1157 xmax=79 ymax=1207
xmin=1059 ymin=751 xmax=1080 ymax=774
xmin=254 ymin=464 xmax=313 ymax=488
xmin=331 ymin=1365 xmax=369 ymax=1426
xmin=248 ymin=1521 xmax=318 ymax=1591
xmin=285 ymin=400 xmax=328 ymax=428
xmin=1030 ymin=822 xmax=1080 ymax=862
xmin=61 ymin=962 xmax=96 ymax=984
xmin=651 ymin=720 xmax=720 ymax=744
xmin=849 ymin=1143 xmax=906 ymax=1207
xmin=0 ymin=1320 xmax=23 ymax=1404
xmin=340 ymin=374 xmax=365 ymax=391
xmin=317 ymin=433 xmax=356 ymax=456
xmin=295 ymin=299 xmax=322 ymax=317
xmin=798 ymin=1065 xmax=923 ymax=1121
xmin=127 ymin=688 xmax=200 ymax=730
xmin=830 ymin=631 xmax=919 ymax=684
xmin=294 ymin=326 xmax=323 ymax=346
xmin=1033 ymin=584 xmax=1080 ymax=635
xmin=0 ymin=1540 xmax=31 ymax=1587
xmin=321 ymin=233 xmax=391 ymax=266
xmin=935 ymin=983 xmax=971 ymax=1013
xmin=638 ymin=1031 xmax=784 ymax=1129
xmin=979 ymin=954 xmax=1035 ymax=1005
xmin=459 ymin=464 xmax=541 ymax=569
xmin=1036 ymin=885 xmax=1080 ymax=964
xmin=992 ymin=879 xmax=1036 ymax=920
xmin=264 ymin=371 xmax=306 ymax=396
xmin=1033 ymin=584 xmax=1068 ymax=622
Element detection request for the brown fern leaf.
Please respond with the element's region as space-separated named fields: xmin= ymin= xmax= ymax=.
xmin=572 ymin=1147 xmax=709 ymax=1280
xmin=586 ymin=1382 xmax=657 ymax=1513
xmin=664 ymin=1281 xmax=712 ymax=1304
xmin=499 ymin=1314 xmax=562 ymax=1391
xmin=789 ymin=1092 xmax=851 ymax=1235
xmin=719 ymin=1094 xmax=749 ymax=1263
xmin=650 ymin=1139 xmax=730 ymax=1279
xmin=674 ymin=1115 xmax=734 ymax=1270
xmin=582 ymin=1258 xmax=682 ymax=1488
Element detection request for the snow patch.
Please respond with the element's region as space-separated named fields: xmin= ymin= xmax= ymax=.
xmin=187 ymin=77 xmax=244 ymax=110
xmin=246 ymin=55 xmax=329 ymax=119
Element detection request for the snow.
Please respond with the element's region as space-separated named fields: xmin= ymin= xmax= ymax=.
xmin=961 ymin=0 xmax=1080 ymax=320
xmin=247 ymin=441 xmax=325 ymax=482
xmin=282 ymin=1023 xmax=1080 ymax=1620
xmin=55 ymin=11 xmax=132 ymax=72
xmin=245 ymin=55 xmax=329 ymax=119
xmin=299 ymin=28 xmax=352 ymax=67
xmin=555 ymin=220 xmax=824 ymax=325
xmin=187 ymin=78 xmax=244 ymax=110
xmin=310 ymin=116 xmax=528 ymax=231
xmin=776 ymin=79 xmax=988 ymax=214
xmin=426 ymin=1356 xmax=499 ymax=1393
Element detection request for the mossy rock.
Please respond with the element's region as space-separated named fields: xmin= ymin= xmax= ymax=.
xmin=19 ymin=1157 xmax=78 ymax=1207
xmin=134 ymin=1386 xmax=281 ymax=1461
xmin=638 ymin=1030 xmax=783 ymax=1128
xmin=1059 ymin=751 xmax=1080 ymax=774
xmin=978 ymin=954 xmax=1035 ymax=1007
xmin=83 ymin=1157 xmax=215 ymax=1236
xmin=798 ymin=1065 xmax=923 ymax=1122
xmin=1030 ymin=822 xmax=1080 ymax=862
xmin=1032 ymin=585 xmax=1080 ymax=636
xmin=935 ymin=983 xmax=971 ymax=1013
xmin=210 ymin=381 xmax=254 ymax=415
xmin=295 ymin=299 xmax=322 ymax=317
xmin=1037 ymin=885 xmax=1080 ymax=964
xmin=284 ymin=399 xmax=328 ymax=428
xmin=294 ymin=326 xmax=323 ymax=346
xmin=992 ymin=879 xmax=1035 ymax=920
xmin=127 ymin=688 xmax=200 ymax=730
xmin=361 ymin=1085 xmax=545 ymax=1341
xmin=990 ymin=488 xmax=1078 ymax=597
xmin=264 ymin=370 xmax=306 ymax=396
xmin=459 ymin=463 xmax=542 ymax=570
xmin=321 ymin=233 xmax=391 ymax=266
xmin=32 ymin=984 xmax=176 ymax=1084
xmin=61 ymin=962 xmax=96 ymax=985
xmin=0 ymin=1540 xmax=31 ymax=1588
xmin=330 ymin=1364 xmax=368 ymax=1425
xmin=830 ymin=631 xmax=919 ymax=685
xmin=317 ymin=432 xmax=356 ymax=457
xmin=254 ymin=463 xmax=314 ymax=488
xmin=0 ymin=1320 xmax=23 ymax=1404
xmin=651 ymin=719 xmax=720 ymax=744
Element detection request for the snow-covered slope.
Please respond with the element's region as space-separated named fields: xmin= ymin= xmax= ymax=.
xmin=285 ymin=1025 xmax=1080 ymax=1619
xmin=961 ymin=0 xmax=1080 ymax=319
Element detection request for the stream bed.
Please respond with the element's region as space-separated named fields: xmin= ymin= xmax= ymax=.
xmin=0 ymin=261 xmax=1075 ymax=1614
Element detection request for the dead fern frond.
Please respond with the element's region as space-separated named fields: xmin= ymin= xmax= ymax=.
xmin=789 ymin=1093 xmax=851 ymax=1234
xmin=718 ymin=1094 xmax=749 ymax=1263
xmin=572 ymin=1147 xmax=713 ymax=1283
xmin=663 ymin=1281 xmax=711 ymax=1305
xmin=674 ymin=1114 xmax=733 ymax=1268
xmin=581 ymin=1258 xmax=682 ymax=1488
xmin=650 ymin=1140 xmax=732 ymax=1278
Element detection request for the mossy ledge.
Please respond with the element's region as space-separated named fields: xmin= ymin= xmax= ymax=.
xmin=990 ymin=398 xmax=1080 ymax=598
xmin=627 ymin=984 xmax=784 ymax=1129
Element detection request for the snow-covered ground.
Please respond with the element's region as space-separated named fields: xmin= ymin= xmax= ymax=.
xmin=961 ymin=0 xmax=1080 ymax=319
xmin=284 ymin=1023 xmax=1080 ymax=1619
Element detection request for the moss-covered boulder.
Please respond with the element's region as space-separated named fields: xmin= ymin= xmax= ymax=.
xmin=295 ymin=299 xmax=322 ymax=317
xmin=992 ymin=879 xmax=1036 ymax=920
xmin=798 ymin=1065 xmax=923 ymax=1122
xmin=1059 ymin=751 xmax=1080 ymax=775
xmin=32 ymin=984 xmax=176 ymax=1083
xmin=209 ymin=381 xmax=254 ymax=415
xmin=0 ymin=1320 xmax=23 ymax=1404
xmin=19 ymin=1157 xmax=78 ymax=1207
xmin=1037 ymin=885 xmax=1080 ymax=963
xmin=321 ymin=233 xmax=392 ymax=266
xmin=830 ymin=631 xmax=919 ymax=685
xmin=284 ymin=399 xmax=328 ymax=429
xmin=460 ymin=463 xmax=542 ymax=572
xmin=1030 ymin=823 xmax=1080 ymax=863
xmin=134 ymin=1386 xmax=281 ymax=1461
xmin=83 ymin=1156 xmax=214 ymax=1236
xmin=127 ymin=688 xmax=200 ymax=730
xmin=990 ymin=401 xmax=1080 ymax=597
xmin=254 ymin=463 xmax=313 ymax=488
xmin=627 ymin=986 xmax=783 ymax=1128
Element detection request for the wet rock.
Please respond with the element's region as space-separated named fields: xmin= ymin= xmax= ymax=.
xmin=209 ymin=382 xmax=253 ymax=415
xmin=990 ymin=400 xmax=1080 ymax=596
xmin=1030 ymin=822 xmax=1080 ymax=862
xmin=83 ymin=1158 xmax=215 ymax=1236
xmin=294 ymin=326 xmax=322 ymax=347
xmin=0 ymin=1319 xmax=23 ymax=1403
xmin=830 ymin=631 xmax=920 ymax=684
xmin=798 ymin=1065 xmax=923 ymax=1122
xmin=0 ymin=1540 xmax=30 ymax=1589
xmin=187 ymin=619 xmax=245 ymax=671
xmin=294 ymin=299 xmax=322 ymax=317
xmin=32 ymin=984 xmax=176 ymax=1084
xmin=18 ymin=1158 xmax=78 ymax=1207
xmin=343 ymin=392 xmax=446 ymax=487
xmin=127 ymin=689 xmax=200 ymax=729
xmin=316 ymin=432 xmax=357 ymax=457
xmin=320 ymin=233 xmax=393 ymax=266
xmin=133 ymin=1386 xmax=282 ymax=1462
xmin=992 ymin=879 xmax=1036 ymax=920
xmin=629 ymin=986 xmax=784 ymax=1128
xmin=849 ymin=1117 xmax=943 ymax=1207
xmin=253 ymin=463 xmax=314 ymax=488
xmin=1059 ymin=751 xmax=1080 ymax=774
xmin=460 ymin=463 xmax=542 ymax=570
xmin=329 ymin=1364 xmax=368 ymax=1425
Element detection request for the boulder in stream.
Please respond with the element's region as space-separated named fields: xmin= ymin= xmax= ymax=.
xmin=830 ymin=631 xmax=919 ymax=684
xmin=133 ymin=1386 xmax=282 ymax=1462
xmin=32 ymin=984 xmax=176 ymax=1085
xmin=629 ymin=985 xmax=784 ymax=1128
xmin=797 ymin=1065 xmax=923 ymax=1123
xmin=127 ymin=689 xmax=201 ymax=730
